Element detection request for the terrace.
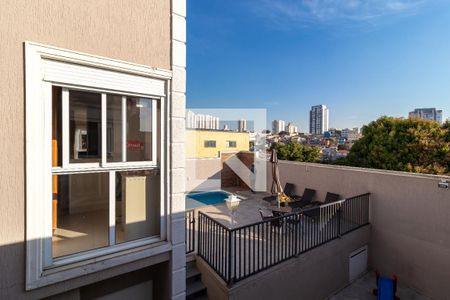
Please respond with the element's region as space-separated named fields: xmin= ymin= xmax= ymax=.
xmin=185 ymin=153 xmax=450 ymax=300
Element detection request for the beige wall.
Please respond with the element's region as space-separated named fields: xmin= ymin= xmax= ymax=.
xmin=186 ymin=129 xmax=250 ymax=159
xmin=0 ymin=1 xmax=171 ymax=299
xmin=270 ymin=161 xmax=450 ymax=300
xmin=186 ymin=158 xmax=222 ymax=192
xmin=197 ymin=226 xmax=370 ymax=300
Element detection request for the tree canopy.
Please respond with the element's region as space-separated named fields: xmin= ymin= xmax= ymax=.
xmin=274 ymin=141 xmax=321 ymax=163
xmin=342 ymin=117 xmax=450 ymax=175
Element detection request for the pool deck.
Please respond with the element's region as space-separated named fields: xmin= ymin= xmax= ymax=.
xmin=194 ymin=188 xmax=277 ymax=228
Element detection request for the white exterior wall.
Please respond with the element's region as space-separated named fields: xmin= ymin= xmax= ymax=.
xmin=170 ymin=1 xmax=187 ymax=299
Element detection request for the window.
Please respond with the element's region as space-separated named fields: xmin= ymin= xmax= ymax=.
xmin=25 ymin=42 xmax=171 ymax=289
xmin=51 ymin=87 xmax=160 ymax=258
xmin=226 ymin=140 xmax=237 ymax=148
xmin=204 ymin=140 xmax=216 ymax=148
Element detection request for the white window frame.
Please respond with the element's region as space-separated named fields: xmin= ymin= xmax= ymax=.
xmin=25 ymin=42 xmax=172 ymax=290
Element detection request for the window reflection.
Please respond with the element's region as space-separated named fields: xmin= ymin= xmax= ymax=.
xmin=107 ymin=95 xmax=123 ymax=162
xmin=69 ymin=90 xmax=102 ymax=163
xmin=52 ymin=173 xmax=109 ymax=257
xmin=126 ymin=97 xmax=153 ymax=162
xmin=116 ymin=169 xmax=160 ymax=243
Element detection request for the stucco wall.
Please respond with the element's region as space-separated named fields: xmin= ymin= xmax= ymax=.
xmin=186 ymin=158 xmax=222 ymax=192
xmin=0 ymin=1 xmax=171 ymax=299
xmin=270 ymin=161 xmax=450 ymax=300
xmin=186 ymin=129 xmax=250 ymax=159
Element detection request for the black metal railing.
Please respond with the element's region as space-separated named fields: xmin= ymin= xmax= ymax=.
xmin=197 ymin=193 xmax=370 ymax=285
xmin=185 ymin=209 xmax=196 ymax=254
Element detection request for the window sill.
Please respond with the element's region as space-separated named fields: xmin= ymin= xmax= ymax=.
xmin=27 ymin=241 xmax=172 ymax=290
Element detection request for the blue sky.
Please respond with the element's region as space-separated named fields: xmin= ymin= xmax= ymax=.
xmin=186 ymin=0 xmax=450 ymax=131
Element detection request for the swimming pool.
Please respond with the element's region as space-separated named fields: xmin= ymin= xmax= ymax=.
xmin=186 ymin=190 xmax=231 ymax=209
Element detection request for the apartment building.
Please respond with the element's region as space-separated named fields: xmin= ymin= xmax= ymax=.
xmin=310 ymin=104 xmax=329 ymax=135
xmin=186 ymin=109 xmax=220 ymax=130
xmin=409 ymin=108 xmax=443 ymax=124
xmin=185 ymin=129 xmax=250 ymax=159
xmin=272 ymin=119 xmax=285 ymax=134
xmin=285 ymin=122 xmax=298 ymax=134
xmin=0 ymin=1 xmax=186 ymax=299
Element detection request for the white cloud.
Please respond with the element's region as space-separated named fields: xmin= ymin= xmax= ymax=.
xmin=251 ymin=0 xmax=426 ymax=27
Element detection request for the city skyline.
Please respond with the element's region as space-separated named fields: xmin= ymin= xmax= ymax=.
xmin=187 ymin=0 xmax=450 ymax=131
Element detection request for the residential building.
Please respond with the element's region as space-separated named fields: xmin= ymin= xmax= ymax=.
xmin=272 ymin=119 xmax=285 ymax=134
xmin=310 ymin=104 xmax=329 ymax=135
xmin=238 ymin=119 xmax=247 ymax=132
xmin=186 ymin=109 xmax=220 ymax=130
xmin=409 ymin=108 xmax=443 ymax=124
xmin=341 ymin=128 xmax=361 ymax=142
xmin=324 ymin=128 xmax=341 ymax=139
xmin=185 ymin=129 xmax=250 ymax=159
xmin=0 ymin=1 xmax=186 ymax=299
xmin=285 ymin=122 xmax=298 ymax=134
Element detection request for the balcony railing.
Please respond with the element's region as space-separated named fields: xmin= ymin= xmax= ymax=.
xmin=196 ymin=193 xmax=370 ymax=285
xmin=185 ymin=209 xmax=196 ymax=254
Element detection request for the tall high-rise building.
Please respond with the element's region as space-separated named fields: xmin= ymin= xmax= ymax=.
xmin=409 ymin=108 xmax=443 ymax=124
xmin=309 ymin=105 xmax=329 ymax=135
xmin=238 ymin=119 xmax=247 ymax=132
xmin=272 ymin=120 xmax=285 ymax=134
xmin=186 ymin=110 xmax=219 ymax=130
xmin=285 ymin=122 xmax=298 ymax=134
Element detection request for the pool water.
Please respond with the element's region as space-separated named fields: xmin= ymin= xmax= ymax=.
xmin=186 ymin=191 xmax=230 ymax=209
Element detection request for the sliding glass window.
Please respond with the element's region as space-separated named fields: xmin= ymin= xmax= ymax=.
xmin=50 ymin=86 xmax=162 ymax=262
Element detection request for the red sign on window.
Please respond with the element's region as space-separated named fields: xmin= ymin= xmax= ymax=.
xmin=127 ymin=140 xmax=144 ymax=150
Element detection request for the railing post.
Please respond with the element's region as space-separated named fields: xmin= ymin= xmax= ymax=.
xmin=228 ymin=229 xmax=233 ymax=285
xmin=294 ymin=212 xmax=299 ymax=256
xmin=337 ymin=204 xmax=342 ymax=238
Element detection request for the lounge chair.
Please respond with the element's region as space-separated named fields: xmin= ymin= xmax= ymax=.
xmin=303 ymin=192 xmax=341 ymax=220
xmin=309 ymin=192 xmax=340 ymax=206
xmin=289 ymin=188 xmax=316 ymax=210
xmin=324 ymin=192 xmax=340 ymax=204
xmin=259 ymin=209 xmax=283 ymax=228
xmin=283 ymin=183 xmax=300 ymax=199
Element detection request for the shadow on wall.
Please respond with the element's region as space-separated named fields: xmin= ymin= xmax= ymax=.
xmin=186 ymin=152 xmax=257 ymax=193
xmin=0 ymin=218 xmax=170 ymax=300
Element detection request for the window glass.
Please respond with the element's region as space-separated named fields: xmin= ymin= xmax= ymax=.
xmin=204 ymin=140 xmax=216 ymax=148
xmin=126 ymin=97 xmax=153 ymax=162
xmin=226 ymin=140 xmax=237 ymax=148
xmin=107 ymin=95 xmax=123 ymax=162
xmin=69 ymin=90 xmax=102 ymax=163
xmin=52 ymin=173 xmax=109 ymax=257
xmin=115 ymin=169 xmax=161 ymax=243
xmin=52 ymin=86 xmax=62 ymax=167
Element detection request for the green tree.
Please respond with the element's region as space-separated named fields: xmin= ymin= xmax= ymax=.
xmin=342 ymin=117 xmax=450 ymax=175
xmin=274 ymin=141 xmax=321 ymax=163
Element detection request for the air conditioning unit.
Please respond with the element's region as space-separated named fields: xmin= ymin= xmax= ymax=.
xmin=349 ymin=245 xmax=368 ymax=282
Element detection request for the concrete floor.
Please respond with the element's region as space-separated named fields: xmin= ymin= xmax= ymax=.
xmin=330 ymin=272 xmax=431 ymax=300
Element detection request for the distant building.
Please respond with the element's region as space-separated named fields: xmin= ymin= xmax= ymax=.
xmin=186 ymin=129 xmax=250 ymax=158
xmin=186 ymin=109 xmax=220 ymax=130
xmin=285 ymin=122 xmax=298 ymax=134
xmin=409 ymin=108 xmax=443 ymax=124
xmin=324 ymin=128 xmax=341 ymax=138
xmin=272 ymin=119 xmax=286 ymax=134
xmin=238 ymin=119 xmax=247 ymax=132
xmin=341 ymin=128 xmax=361 ymax=142
xmin=310 ymin=105 xmax=329 ymax=135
